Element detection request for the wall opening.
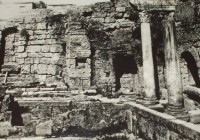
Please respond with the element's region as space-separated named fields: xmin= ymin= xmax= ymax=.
xmin=0 ymin=27 xmax=18 ymax=72
xmin=181 ymin=51 xmax=200 ymax=88
xmin=90 ymin=47 xmax=96 ymax=86
xmin=113 ymin=54 xmax=138 ymax=91
xmin=75 ymin=57 xmax=87 ymax=69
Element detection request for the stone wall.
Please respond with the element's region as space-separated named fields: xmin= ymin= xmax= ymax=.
xmin=176 ymin=0 xmax=200 ymax=87
xmin=1 ymin=0 xmax=200 ymax=95
xmin=0 ymin=0 xmax=146 ymax=93
xmin=1 ymin=100 xmax=200 ymax=139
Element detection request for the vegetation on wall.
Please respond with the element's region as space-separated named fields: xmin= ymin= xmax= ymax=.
xmin=32 ymin=1 xmax=47 ymax=9
xmin=46 ymin=9 xmax=83 ymax=37
xmin=20 ymin=28 xmax=30 ymax=44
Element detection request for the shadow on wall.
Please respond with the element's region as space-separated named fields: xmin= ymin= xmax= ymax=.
xmin=181 ymin=51 xmax=200 ymax=88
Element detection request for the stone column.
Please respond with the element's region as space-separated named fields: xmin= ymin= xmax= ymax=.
xmin=162 ymin=12 xmax=188 ymax=118
xmin=139 ymin=11 xmax=158 ymax=105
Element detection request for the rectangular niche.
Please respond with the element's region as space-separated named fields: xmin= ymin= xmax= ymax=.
xmin=75 ymin=57 xmax=87 ymax=69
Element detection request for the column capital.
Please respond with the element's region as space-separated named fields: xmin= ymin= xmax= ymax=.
xmin=162 ymin=12 xmax=175 ymax=22
xmin=139 ymin=11 xmax=151 ymax=23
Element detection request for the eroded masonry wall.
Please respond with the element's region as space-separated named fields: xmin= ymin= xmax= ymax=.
xmin=0 ymin=0 xmax=148 ymax=93
xmin=176 ymin=0 xmax=200 ymax=88
xmin=1 ymin=0 xmax=200 ymax=94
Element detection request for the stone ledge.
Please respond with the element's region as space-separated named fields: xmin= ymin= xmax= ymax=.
xmin=126 ymin=102 xmax=200 ymax=140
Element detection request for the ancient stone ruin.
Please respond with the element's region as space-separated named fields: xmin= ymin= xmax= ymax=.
xmin=0 ymin=0 xmax=200 ymax=139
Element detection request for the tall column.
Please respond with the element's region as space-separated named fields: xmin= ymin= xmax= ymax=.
xmin=162 ymin=12 xmax=188 ymax=118
xmin=139 ymin=11 xmax=158 ymax=105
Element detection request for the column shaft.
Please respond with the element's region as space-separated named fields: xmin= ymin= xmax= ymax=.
xmin=163 ymin=13 xmax=184 ymax=110
xmin=139 ymin=12 xmax=158 ymax=105
xmin=141 ymin=22 xmax=156 ymax=99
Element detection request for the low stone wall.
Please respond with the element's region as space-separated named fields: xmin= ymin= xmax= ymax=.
xmin=1 ymin=99 xmax=200 ymax=139
xmin=128 ymin=102 xmax=200 ymax=140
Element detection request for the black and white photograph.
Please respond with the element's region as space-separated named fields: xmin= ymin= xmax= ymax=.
xmin=0 ymin=0 xmax=200 ymax=139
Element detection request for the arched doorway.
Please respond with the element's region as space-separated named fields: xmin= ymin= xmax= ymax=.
xmin=0 ymin=27 xmax=18 ymax=72
xmin=181 ymin=51 xmax=200 ymax=88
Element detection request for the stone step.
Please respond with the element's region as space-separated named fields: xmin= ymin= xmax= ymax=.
xmin=0 ymin=74 xmax=19 ymax=77
xmin=17 ymin=100 xmax=70 ymax=107
xmin=21 ymin=91 xmax=71 ymax=97
xmin=16 ymin=97 xmax=69 ymax=101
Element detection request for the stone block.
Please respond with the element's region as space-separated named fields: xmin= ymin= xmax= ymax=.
xmin=36 ymin=121 xmax=52 ymax=136
xmin=45 ymin=39 xmax=57 ymax=45
xmin=36 ymin=75 xmax=47 ymax=82
xmin=31 ymin=64 xmax=38 ymax=74
xmin=27 ymin=45 xmax=41 ymax=53
xmin=92 ymin=12 xmax=107 ymax=18
xmin=4 ymin=56 xmax=16 ymax=62
xmin=13 ymin=41 xmax=26 ymax=46
xmin=30 ymin=40 xmax=45 ymax=45
xmin=116 ymin=7 xmax=126 ymax=12
xmin=28 ymin=53 xmax=39 ymax=58
xmin=0 ymin=122 xmax=11 ymax=137
xmin=41 ymin=46 xmax=50 ymax=53
xmin=44 ymin=53 xmax=53 ymax=58
xmin=50 ymin=45 xmax=63 ymax=53
xmin=114 ymin=12 xmax=124 ymax=19
xmin=16 ymin=58 xmax=25 ymax=65
xmin=39 ymin=58 xmax=51 ymax=64
xmin=1 ymin=63 xmax=19 ymax=72
xmin=33 ymin=58 xmax=40 ymax=64
xmin=21 ymin=113 xmax=32 ymax=126
xmin=26 ymin=24 xmax=34 ymax=30
xmin=17 ymin=53 xmax=28 ymax=58
xmin=91 ymin=18 xmax=105 ymax=23
xmin=37 ymin=23 xmax=47 ymax=30
xmin=5 ymin=50 xmax=15 ymax=56
xmin=24 ymin=58 xmax=34 ymax=64
xmin=21 ymin=64 xmax=31 ymax=74
xmin=28 ymin=30 xmax=34 ymax=36
xmin=125 ymin=110 xmax=132 ymax=132
xmin=120 ymin=21 xmax=134 ymax=28
xmin=51 ymin=53 xmax=63 ymax=64
xmin=47 ymin=65 xmax=61 ymax=75
xmin=189 ymin=110 xmax=200 ymax=124
xmin=34 ymin=30 xmax=46 ymax=35
xmin=37 ymin=64 xmax=48 ymax=74
xmin=25 ymin=88 xmax=39 ymax=92
xmin=17 ymin=46 xmax=25 ymax=53
xmin=105 ymin=17 xmax=115 ymax=23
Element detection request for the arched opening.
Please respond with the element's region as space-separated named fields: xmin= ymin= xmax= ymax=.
xmin=0 ymin=27 xmax=18 ymax=72
xmin=181 ymin=51 xmax=200 ymax=88
xmin=113 ymin=54 xmax=138 ymax=91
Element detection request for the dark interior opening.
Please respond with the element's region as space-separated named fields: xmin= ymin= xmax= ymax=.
xmin=113 ymin=54 xmax=138 ymax=91
xmin=75 ymin=57 xmax=87 ymax=68
xmin=0 ymin=27 xmax=18 ymax=72
xmin=181 ymin=51 xmax=200 ymax=88
xmin=90 ymin=47 xmax=96 ymax=86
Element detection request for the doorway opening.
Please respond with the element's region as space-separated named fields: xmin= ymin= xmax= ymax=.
xmin=113 ymin=54 xmax=138 ymax=91
xmin=181 ymin=51 xmax=200 ymax=88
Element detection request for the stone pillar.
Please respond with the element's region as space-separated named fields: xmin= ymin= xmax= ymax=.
xmin=139 ymin=11 xmax=158 ymax=105
xmin=162 ymin=12 xmax=188 ymax=119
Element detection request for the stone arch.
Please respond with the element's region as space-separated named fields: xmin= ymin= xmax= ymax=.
xmin=181 ymin=51 xmax=200 ymax=88
xmin=179 ymin=46 xmax=200 ymax=63
xmin=0 ymin=27 xmax=18 ymax=72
